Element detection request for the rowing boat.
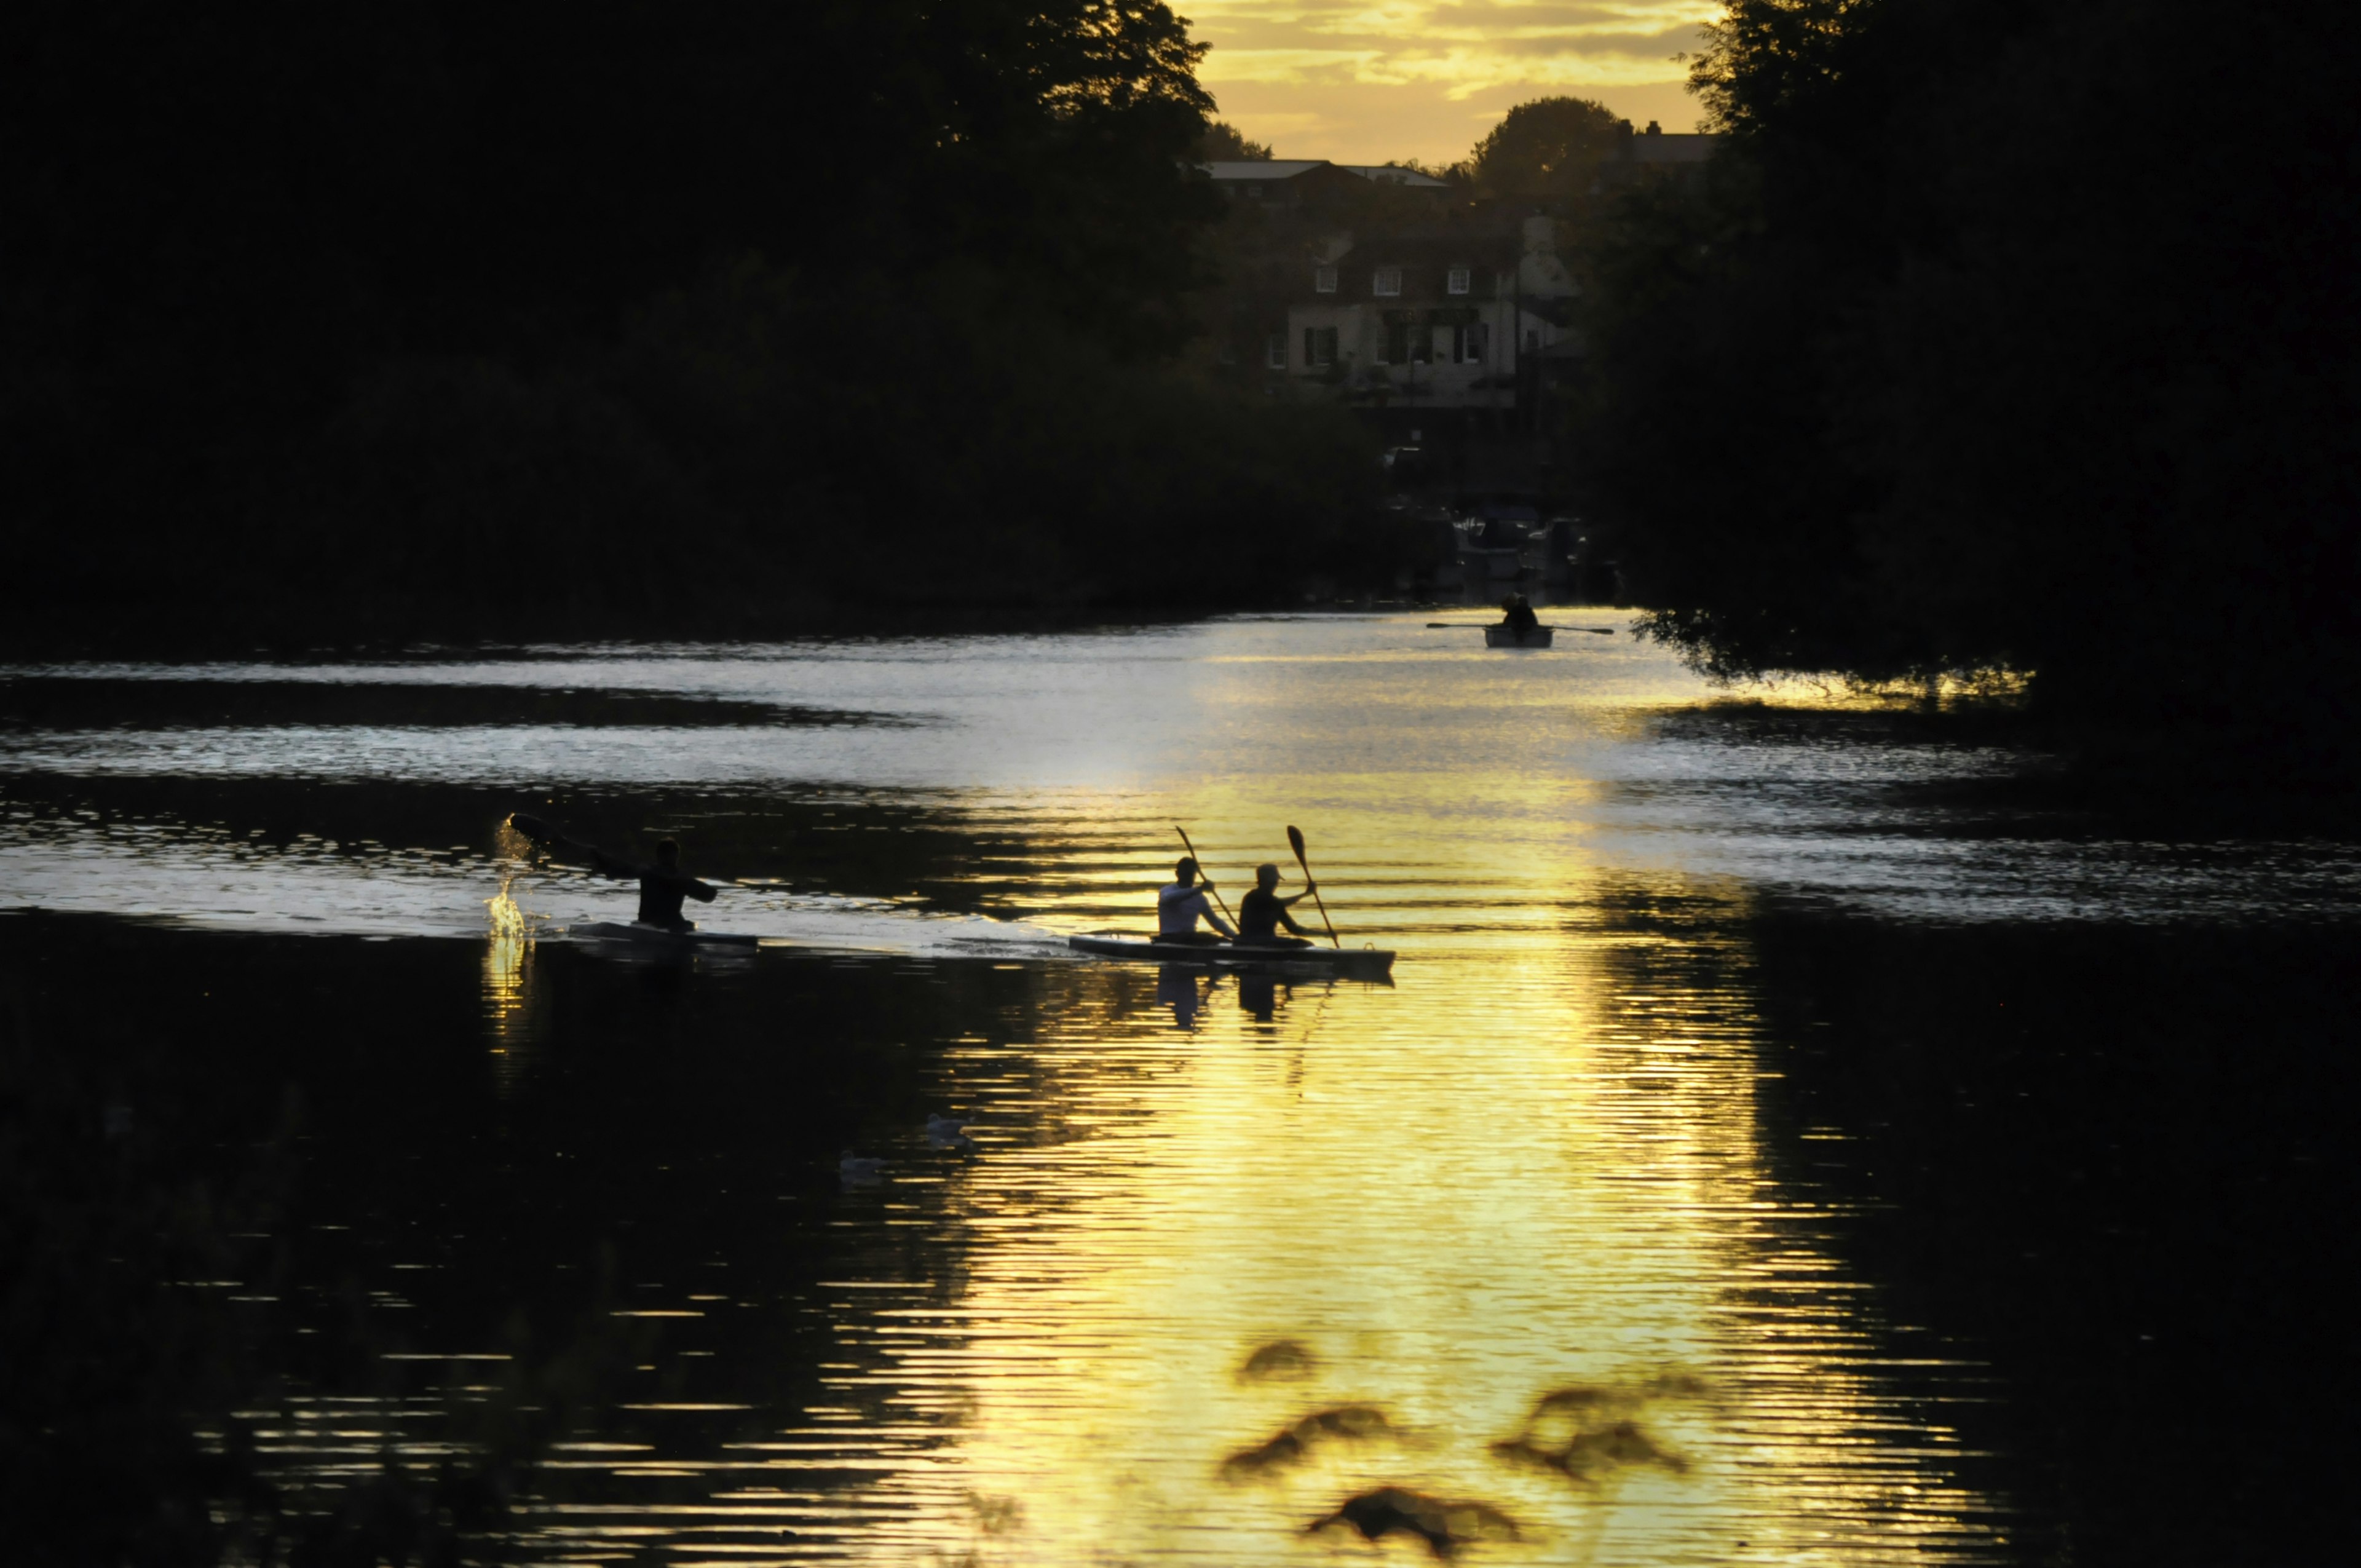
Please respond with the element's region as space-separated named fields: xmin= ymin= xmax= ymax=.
xmin=1068 ymin=935 xmax=1395 ymax=975
xmin=1484 ymin=625 xmax=1554 ymax=648
xmin=570 ymin=921 xmax=761 ymax=949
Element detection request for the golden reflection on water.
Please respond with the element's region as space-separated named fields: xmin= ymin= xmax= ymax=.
xmin=482 ymin=871 xmax=542 ymax=1090
xmin=777 ymin=793 xmax=2007 ymax=1564
xmin=97 ymin=619 xmax=2023 ymax=1562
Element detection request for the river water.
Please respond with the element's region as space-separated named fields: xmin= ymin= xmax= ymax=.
xmin=3 ymin=614 xmax=2354 ymax=1565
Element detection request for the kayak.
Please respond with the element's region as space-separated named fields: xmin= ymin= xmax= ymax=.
xmin=569 ymin=921 xmax=761 ymax=949
xmin=1485 ymin=625 xmax=1553 ymax=648
xmin=1069 ymin=935 xmax=1395 ymax=975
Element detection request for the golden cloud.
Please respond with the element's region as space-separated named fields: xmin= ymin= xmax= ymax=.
xmin=1183 ymin=0 xmax=1719 ymax=159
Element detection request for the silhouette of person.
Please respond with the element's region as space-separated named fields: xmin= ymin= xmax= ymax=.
xmin=1158 ymin=856 xmax=1235 ymax=943
xmin=1501 ymin=593 xmax=1540 ymax=635
xmin=1236 ymin=862 xmax=1315 ymax=948
xmin=591 ymin=838 xmax=717 ymax=932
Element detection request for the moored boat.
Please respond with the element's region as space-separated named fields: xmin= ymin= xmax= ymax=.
xmin=1068 ymin=934 xmax=1395 ymax=976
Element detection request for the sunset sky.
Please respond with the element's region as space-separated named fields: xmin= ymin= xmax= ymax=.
xmin=1184 ymin=1 xmax=1721 ymax=166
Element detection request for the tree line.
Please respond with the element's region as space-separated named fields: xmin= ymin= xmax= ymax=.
xmin=2 ymin=2 xmax=1385 ymax=652
xmin=1562 ymin=0 xmax=2361 ymax=779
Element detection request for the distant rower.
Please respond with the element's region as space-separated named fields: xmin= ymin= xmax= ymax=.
xmin=1237 ymin=862 xmax=1316 ymax=948
xmin=1501 ymin=593 xmax=1540 ymax=636
xmin=593 ymin=838 xmax=717 ymax=933
xmin=1159 ymin=857 xmax=1235 ymax=944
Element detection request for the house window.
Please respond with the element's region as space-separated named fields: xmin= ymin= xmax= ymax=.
xmin=1303 ymin=327 xmax=1337 ymax=367
xmin=1315 ymin=266 xmax=1337 ymax=295
xmin=1525 ymin=328 xmax=1541 ymax=351
xmin=1382 ymin=322 xmax=1407 ymax=365
xmin=1265 ymin=333 xmax=1286 ymax=369
xmin=1373 ymin=266 xmax=1402 ymax=297
xmin=1447 ymin=266 xmax=1470 ymax=296
xmin=1452 ymin=323 xmax=1489 ymax=363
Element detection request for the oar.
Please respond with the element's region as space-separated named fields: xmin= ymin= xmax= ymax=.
xmin=1284 ymin=824 xmax=1340 ymax=949
xmin=509 ymin=813 xmax=741 ymax=885
xmin=1173 ymin=825 xmax=1238 ymax=932
xmin=1425 ymin=622 xmax=1615 ymax=635
xmin=508 ymin=811 xmax=593 ymax=858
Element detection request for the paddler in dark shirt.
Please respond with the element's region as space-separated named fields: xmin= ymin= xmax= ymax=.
xmin=591 ymin=838 xmax=716 ymax=932
xmin=1236 ymin=863 xmax=1315 ymax=948
xmin=1501 ymin=593 xmax=1540 ymax=636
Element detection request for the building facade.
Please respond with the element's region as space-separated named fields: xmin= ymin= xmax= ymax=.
xmin=1278 ymin=216 xmax=1576 ymax=431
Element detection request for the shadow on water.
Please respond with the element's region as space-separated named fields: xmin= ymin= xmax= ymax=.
xmin=0 ymin=913 xmax=1037 ymax=1562
xmin=0 ymin=675 xmax=901 ymax=732
xmin=1734 ymin=913 xmax=2361 ymax=1567
xmin=0 ymin=770 xmax=1053 ymax=920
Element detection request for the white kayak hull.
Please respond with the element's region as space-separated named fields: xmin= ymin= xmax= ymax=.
xmin=1068 ymin=935 xmax=1394 ymax=975
xmin=570 ymin=921 xmax=761 ymax=949
xmin=1485 ymin=625 xmax=1553 ymax=648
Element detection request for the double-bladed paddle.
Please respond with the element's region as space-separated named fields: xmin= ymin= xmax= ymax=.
xmin=1285 ymin=825 xmax=1340 ymax=949
xmin=508 ymin=811 xmax=587 ymax=855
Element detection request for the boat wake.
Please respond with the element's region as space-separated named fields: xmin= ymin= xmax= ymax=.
xmin=0 ymin=819 xmax=1071 ymax=959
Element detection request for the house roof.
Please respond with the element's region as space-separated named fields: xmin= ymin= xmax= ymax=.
xmin=1334 ymin=164 xmax=1450 ymax=188
xmin=1200 ymin=159 xmax=1452 ymax=189
xmin=1201 ymin=160 xmax=1331 ymax=181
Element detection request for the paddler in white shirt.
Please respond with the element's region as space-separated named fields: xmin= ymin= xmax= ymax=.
xmin=1158 ymin=857 xmax=1235 ymax=944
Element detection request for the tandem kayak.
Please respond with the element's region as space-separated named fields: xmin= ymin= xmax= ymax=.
xmin=569 ymin=921 xmax=762 ymax=949
xmin=1484 ymin=625 xmax=1553 ymax=648
xmin=1068 ymin=935 xmax=1395 ymax=976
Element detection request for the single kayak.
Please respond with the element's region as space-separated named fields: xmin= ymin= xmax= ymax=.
xmin=1485 ymin=625 xmax=1554 ymax=648
xmin=1069 ymin=935 xmax=1395 ymax=976
xmin=570 ymin=921 xmax=762 ymax=949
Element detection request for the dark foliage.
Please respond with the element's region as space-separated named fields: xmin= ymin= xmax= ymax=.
xmin=1468 ymin=96 xmax=1627 ymax=199
xmin=1196 ymin=119 xmax=1275 ymax=160
xmin=1 ymin=2 xmax=1385 ymax=652
xmin=1568 ymin=0 xmax=2361 ymax=776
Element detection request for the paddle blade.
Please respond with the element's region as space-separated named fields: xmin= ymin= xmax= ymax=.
xmin=509 ymin=811 xmax=557 ymax=844
xmin=1286 ymin=824 xmax=1306 ymax=863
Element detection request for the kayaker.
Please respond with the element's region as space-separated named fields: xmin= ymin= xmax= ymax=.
xmin=1501 ymin=594 xmax=1540 ymax=636
xmin=590 ymin=838 xmax=717 ymax=933
xmin=1236 ymin=863 xmax=1316 ymax=948
xmin=1158 ymin=857 xmax=1235 ymax=944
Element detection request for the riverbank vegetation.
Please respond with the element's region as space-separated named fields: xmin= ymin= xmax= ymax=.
xmin=4 ymin=4 xmax=1386 ymax=654
xmin=1566 ymin=0 xmax=2361 ymax=778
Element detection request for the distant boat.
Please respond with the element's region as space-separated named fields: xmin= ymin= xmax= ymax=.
xmin=1485 ymin=625 xmax=1553 ymax=649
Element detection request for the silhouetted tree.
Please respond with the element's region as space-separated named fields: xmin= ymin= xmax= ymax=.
xmin=1567 ymin=0 xmax=2361 ymax=777
xmin=1468 ymin=95 xmax=1627 ymax=198
xmin=1196 ymin=119 xmax=1275 ymax=159
xmin=0 ymin=0 xmax=1394 ymax=649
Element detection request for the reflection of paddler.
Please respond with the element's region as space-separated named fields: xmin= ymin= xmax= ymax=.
xmin=1237 ymin=970 xmax=1286 ymax=1021
xmin=1157 ymin=963 xmax=1211 ymax=1029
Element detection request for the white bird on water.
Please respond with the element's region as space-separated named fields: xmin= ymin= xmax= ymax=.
xmin=927 ymin=1114 xmax=976 ymax=1150
xmin=839 ymin=1151 xmax=886 ymax=1181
